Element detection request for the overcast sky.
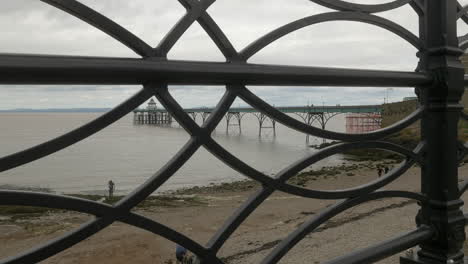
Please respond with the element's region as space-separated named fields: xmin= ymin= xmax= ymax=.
xmin=1 ymin=0 xmax=468 ymax=109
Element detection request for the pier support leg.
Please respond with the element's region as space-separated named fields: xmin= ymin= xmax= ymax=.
xmin=238 ymin=113 xmax=242 ymax=134
xmin=306 ymin=112 xmax=314 ymax=143
xmin=202 ymin=112 xmax=210 ymax=125
xmin=300 ymin=112 xmax=321 ymax=144
xmin=254 ymin=113 xmax=275 ymax=138
xmin=225 ymin=112 xmax=241 ymax=134
xmin=319 ymin=113 xmax=326 ymax=144
xmin=258 ymin=113 xmax=264 ymax=137
xmin=226 ymin=114 xmax=230 ymax=134
xmin=272 ymin=119 xmax=276 ymax=137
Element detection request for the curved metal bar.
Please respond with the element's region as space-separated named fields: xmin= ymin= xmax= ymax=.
xmin=207 ymin=188 xmax=274 ymax=252
xmin=261 ymin=190 xmax=427 ymax=264
xmin=277 ymin=141 xmax=422 ymax=179
xmin=3 ymin=136 xmax=201 ymax=262
xmin=178 ymin=0 xmax=240 ymax=62
xmin=457 ymin=4 xmax=468 ymax=19
xmin=275 ymin=141 xmax=422 ymax=199
xmin=461 ymin=111 xmax=468 ymax=121
xmin=293 ymin=112 xmax=324 ymax=129
xmin=2 ymin=218 xmax=112 ymax=264
xmin=459 ymin=180 xmax=468 ymax=196
xmin=41 ymin=0 xmax=154 ymax=58
xmin=324 ymin=226 xmax=434 ymax=264
xmin=202 ymin=87 xmax=237 ymax=132
xmin=0 ymin=191 xmax=219 ymax=264
xmin=458 ymin=33 xmax=468 ymax=50
xmin=240 ymin=12 xmax=421 ymax=60
xmin=458 ymin=142 xmax=468 ymax=197
xmin=123 ymin=213 xmax=223 ymax=264
xmin=177 ymin=0 xmax=239 ymax=61
xmin=203 ymin=137 xmax=276 ymax=185
xmin=309 ymin=0 xmax=411 ymax=13
xmin=115 ymin=137 xmax=200 ymax=211
xmin=116 ymin=84 xmax=234 ymax=211
xmin=197 ymin=13 xmax=239 ymax=61
xmin=458 ymin=33 xmax=468 ymax=44
xmin=0 ymin=88 xmax=152 ymax=173
xmin=457 ymin=2 xmax=468 ymax=25
xmin=206 ymin=141 xmax=422 ymax=252
xmin=203 ymin=133 xmax=420 ymax=200
xmin=156 ymin=0 xmax=215 ymax=56
xmin=457 ymin=141 xmax=467 ymax=165
xmin=409 ymin=0 xmax=424 ymax=16
xmin=238 ymin=87 xmax=424 ymax=141
xmin=152 ymin=85 xmax=200 ymax=135
xmin=0 ymin=190 xmax=113 ymax=216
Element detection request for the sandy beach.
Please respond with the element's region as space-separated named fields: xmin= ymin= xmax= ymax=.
xmin=1 ymin=161 xmax=467 ymax=264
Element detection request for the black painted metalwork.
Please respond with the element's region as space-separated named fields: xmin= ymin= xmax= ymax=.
xmin=0 ymin=0 xmax=467 ymax=263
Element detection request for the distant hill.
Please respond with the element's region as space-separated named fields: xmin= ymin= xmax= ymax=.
xmin=0 ymin=108 xmax=112 ymax=113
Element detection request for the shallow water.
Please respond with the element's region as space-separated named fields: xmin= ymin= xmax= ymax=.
xmin=0 ymin=112 xmax=346 ymax=194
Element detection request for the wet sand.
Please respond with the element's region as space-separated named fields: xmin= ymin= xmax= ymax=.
xmin=1 ymin=162 xmax=467 ymax=263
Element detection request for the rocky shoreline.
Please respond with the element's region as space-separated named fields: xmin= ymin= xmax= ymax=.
xmin=0 ymin=159 xmax=400 ymax=222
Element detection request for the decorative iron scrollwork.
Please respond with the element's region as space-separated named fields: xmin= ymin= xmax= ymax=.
xmin=0 ymin=0 xmax=466 ymax=263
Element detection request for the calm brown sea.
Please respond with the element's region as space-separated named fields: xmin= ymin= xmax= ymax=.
xmin=0 ymin=112 xmax=345 ymax=195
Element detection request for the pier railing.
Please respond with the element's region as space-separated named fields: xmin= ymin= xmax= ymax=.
xmin=0 ymin=0 xmax=467 ymax=263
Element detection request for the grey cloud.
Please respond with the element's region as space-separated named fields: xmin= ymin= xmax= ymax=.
xmin=247 ymin=86 xmax=414 ymax=107
xmin=0 ymin=1 xmax=434 ymax=109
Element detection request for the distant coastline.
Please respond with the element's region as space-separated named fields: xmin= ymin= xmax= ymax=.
xmin=0 ymin=108 xmax=112 ymax=113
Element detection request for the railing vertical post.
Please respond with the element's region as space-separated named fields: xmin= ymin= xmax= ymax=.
xmin=402 ymin=0 xmax=466 ymax=263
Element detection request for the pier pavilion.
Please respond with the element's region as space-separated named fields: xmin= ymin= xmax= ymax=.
xmin=133 ymin=99 xmax=173 ymax=124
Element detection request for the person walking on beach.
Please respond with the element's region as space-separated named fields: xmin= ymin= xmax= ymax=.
xmin=176 ymin=245 xmax=200 ymax=264
xmin=377 ymin=167 xmax=383 ymax=177
xmin=108 ymin=180 xmax=115 ymax=198
xmin=384 ymin=166 xmax=389 ymax=174
xmin=176 ymin=245 xmax=187 ymax=264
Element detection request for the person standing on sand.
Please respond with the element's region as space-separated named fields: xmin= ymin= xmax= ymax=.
xmin=377 ymin=167 xmax=382 ymax=177
xmin=108 ymin=180 xmax=115 ymax=198
xmin=384 ymin=166 xmax=389 ymax=174
xmin=176 ymin=245 xmax=187 ymax=263
xmin=176 ymin=245 xmax=200 ymax=264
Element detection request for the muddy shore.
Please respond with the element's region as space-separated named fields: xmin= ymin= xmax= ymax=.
xmin=1 ymin=160 xmax=467 ymax=263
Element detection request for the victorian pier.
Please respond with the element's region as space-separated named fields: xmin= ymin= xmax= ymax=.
xmin=133 ymin=98 xmax=382 ymax=140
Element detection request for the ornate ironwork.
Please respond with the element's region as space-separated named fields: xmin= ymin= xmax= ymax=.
xmin=0 ymin=0 xmax=467 ymax=263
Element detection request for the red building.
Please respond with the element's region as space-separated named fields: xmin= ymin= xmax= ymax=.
xmin=345 ymin=114 xmax=381 ymax=134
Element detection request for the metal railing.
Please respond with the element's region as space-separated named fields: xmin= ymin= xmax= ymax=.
xmin=0 ymin=0 xmax=467 ymax=263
